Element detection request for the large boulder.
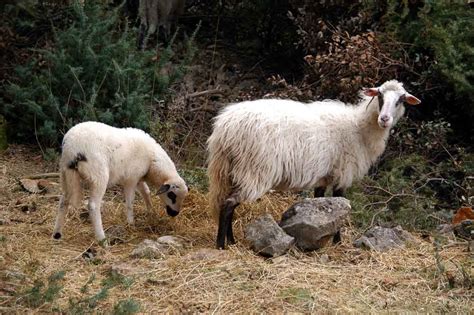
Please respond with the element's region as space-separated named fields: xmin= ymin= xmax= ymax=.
xmin=280 ymin=197 xmax=351 ymax=251
xmin=245 ymin=213 xmax=295 ymax=257
xmin=353 ymin=225 xmax=417 ymax=252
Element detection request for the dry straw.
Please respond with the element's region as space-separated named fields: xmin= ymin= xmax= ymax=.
xmin=0 ymin=146 xmax=472 ymax=313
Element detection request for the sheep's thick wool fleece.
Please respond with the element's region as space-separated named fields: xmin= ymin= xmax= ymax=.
xmin=207 ymin=97 xmax=390 ymax=211
xmin=61 ymin=121 xmax=176 ymax=187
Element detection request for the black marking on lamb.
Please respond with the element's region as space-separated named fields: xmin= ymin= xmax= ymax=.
xmin=167 ymin=191 xmax=177 ymax=204
xmin=68 ymin=152 xmax=87 ymax=170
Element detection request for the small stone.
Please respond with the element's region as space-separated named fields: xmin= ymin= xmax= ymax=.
xmin=280 ymin=197 xmax=351 ymax=251
xmin=245 ymin=213 xmax=295 ymax=257
xmin=131 ymin=236 xmax=188 ymax=259
xmin=319 ymin=254 xmax=330 ymax=264
xmin=131 ymin=239 xmax=168 ymax=259
xmin=156 ymin=235 xmax=188 ymax=249
xmin=353 ymin=225 xmax=417 ymax=252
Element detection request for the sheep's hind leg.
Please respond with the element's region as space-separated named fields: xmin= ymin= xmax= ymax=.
xmin=88 ymin=183 xmax=107 ymax=244
xmin=216 ymin=197 xmax=239 ymax=249
xmin=52 ymin=196 xmax=69 ymax=240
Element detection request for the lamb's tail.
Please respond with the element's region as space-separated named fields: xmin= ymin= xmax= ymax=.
xmin=207 ymin=145 xmax=232 ymax=222
xmin=60 ymin=167 xmax=83 ymax=208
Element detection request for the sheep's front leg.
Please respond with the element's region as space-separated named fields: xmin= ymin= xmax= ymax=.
xmin=53 ymin=196 xmax=69 ymax=240
xmin=314 ymin=187 xmax=326 ymax=198
xmin=88 ymin=184 xmax=107 ymax=242
xmin=123 ymin=185 xmax=136 ymax=225
xmin=137 ymin=181 xmax=152 ymax=212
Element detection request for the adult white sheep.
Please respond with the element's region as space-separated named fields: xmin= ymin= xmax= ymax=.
xmin=53 ymin=121 xmax=188 ymax=243
xmin=208 ymin=80 xmax=421 ymax=249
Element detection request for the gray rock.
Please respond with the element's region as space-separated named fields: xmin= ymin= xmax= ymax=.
xmin=245 ymin=213 xmax=295 ymax=257
xmin=353 ymin=225 xmax=417 ymax=252
xmin=131 ymin=236 xmax=188 ymax=259
xmin=280 ymin=197 xmax=351 ymax=251
xmin=184 ymin=248 xmax=229 ymax=261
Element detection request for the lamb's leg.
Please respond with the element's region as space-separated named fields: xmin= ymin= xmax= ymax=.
xmin=52 ymin=196 xmax=69 ymax=240
xmin=137 ymin=181 xmax=152 ymax=212
xmin=216 ymin=197 xmax=239 ymax=249
xmin=314 ymin=187 xmax=326 ymax=198
xmin=88 ymin=184 xmax=107 ymax=243
xmin=123 ymin=185 xmax=136 ymax=224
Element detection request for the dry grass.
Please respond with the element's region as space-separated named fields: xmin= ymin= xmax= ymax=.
xmin=0 ymin=145 xmax=472 ymax=313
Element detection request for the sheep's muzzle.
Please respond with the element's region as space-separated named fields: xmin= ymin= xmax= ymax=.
xmin=166 ymin=206 xmax=179 ymax=217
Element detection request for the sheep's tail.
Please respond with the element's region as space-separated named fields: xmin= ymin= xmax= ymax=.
xmin=207 ymin=146 xmax=232 ymax=222
xmin=60 ymin=167 xmax=82 ymax=208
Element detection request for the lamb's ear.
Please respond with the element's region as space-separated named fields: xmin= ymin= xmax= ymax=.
xmin=404 ymin=93 xmax=421 ymax=105
xmin=363 ymin=88 xmax=379 ymax=97
xmin=157 ymin=184 xmax=171 ymax=194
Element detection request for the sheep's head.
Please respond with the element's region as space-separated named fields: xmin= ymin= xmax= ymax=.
xmin=364 ymin=80 xmax=421 ymax=129
xmin=157 ymin=178 xmax=189 ymax=217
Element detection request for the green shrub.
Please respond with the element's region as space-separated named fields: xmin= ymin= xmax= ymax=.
xmin=381 ymin=0 xmax=474 ymax=141
xmin=1 ymin=1 xmax=194 ymax=148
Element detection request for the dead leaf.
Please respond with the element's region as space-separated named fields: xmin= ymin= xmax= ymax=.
xmin=19 ymin=178 xmax=52 ymax=194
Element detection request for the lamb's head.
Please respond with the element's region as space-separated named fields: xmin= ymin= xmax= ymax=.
xmin=364 ymin=80 xmax=421 ymax=129
xmin=157 ymin=177 xmax=189 ymax=217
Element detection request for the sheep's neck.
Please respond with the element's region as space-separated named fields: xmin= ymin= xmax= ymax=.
xmin=357 ymin=104 xmax=390 ymax=163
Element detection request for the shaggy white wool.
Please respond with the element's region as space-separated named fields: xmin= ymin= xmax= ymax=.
xmin=53 ymin=121 xmax=188 ymax=242
xmin=207 ymin=80 xmax=417 ymax=218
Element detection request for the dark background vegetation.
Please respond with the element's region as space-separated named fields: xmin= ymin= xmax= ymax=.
xmin=0 ymin=0 xmax=472 ymax=231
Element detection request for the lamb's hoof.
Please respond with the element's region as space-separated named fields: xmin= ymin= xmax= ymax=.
xmin=98 ymin=238 xmax=109 ymax=248
xmin=53 ymin=232 xmax=62 ymax=240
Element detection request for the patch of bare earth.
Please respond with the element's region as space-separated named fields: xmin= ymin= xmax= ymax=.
xmin=0 ymin=146 xmax=472 ymax=313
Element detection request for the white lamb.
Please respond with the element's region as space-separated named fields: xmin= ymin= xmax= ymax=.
xmin=207 ymin=80 xmax=421 ymax=249
xmin=53 ymin=121 xmax=188 ymax=242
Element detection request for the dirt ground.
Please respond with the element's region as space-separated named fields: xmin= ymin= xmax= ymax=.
xmin=0 ymin=145 xmax=472 ymax=313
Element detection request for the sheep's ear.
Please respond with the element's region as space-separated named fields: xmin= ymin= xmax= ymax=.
xmin=363 ymin=88 xmax=379 ymax=97
xmin=157 ymin=184 xmax=171 ymax=194
xmin=404 ymin=93 xmax=421 ymax=105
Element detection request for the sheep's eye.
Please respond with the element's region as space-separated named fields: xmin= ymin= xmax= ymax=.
xmin=397 ymin=95 xmax=406 ymax=106
xmin=167 ymin=191 xmax=177 ymax=204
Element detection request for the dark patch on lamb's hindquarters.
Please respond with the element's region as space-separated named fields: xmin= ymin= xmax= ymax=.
xmin=167 ymin=191 xmax=177 ymax=204
xmin=68 ymin=152 xmax=87 ymax=169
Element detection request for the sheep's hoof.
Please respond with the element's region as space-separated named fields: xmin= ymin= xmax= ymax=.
xmin=98 ymin=238 xmax=109 ymax=248
xmin=53 ymin=232 xmax=62 ymax=240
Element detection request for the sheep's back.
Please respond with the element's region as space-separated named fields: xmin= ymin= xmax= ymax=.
xmin=209 ymin=100 xmax=341 ymax=200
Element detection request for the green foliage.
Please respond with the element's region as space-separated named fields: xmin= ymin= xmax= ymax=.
xmin=19 ymin=270 xmax=65 ymax=308
xmin=1 ymin=1 xmax=195 ymax=148
xmin=382 ymin=0 xmax=474 ymax=139
xmin=348 ymin=141 xmax=473 ymax=231
xmin=113 ymin=298 xmax=141 ymax=315
xmin=68 ymin=270 xmax=135 ymax=314
xmin=179 ymin=167 xmax=208 ymax=192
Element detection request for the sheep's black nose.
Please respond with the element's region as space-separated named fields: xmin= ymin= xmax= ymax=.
xmin=166 ymin=206 xmax=179 ymax=217
xmin=380 ymin=115 xmax=389 ymax=122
